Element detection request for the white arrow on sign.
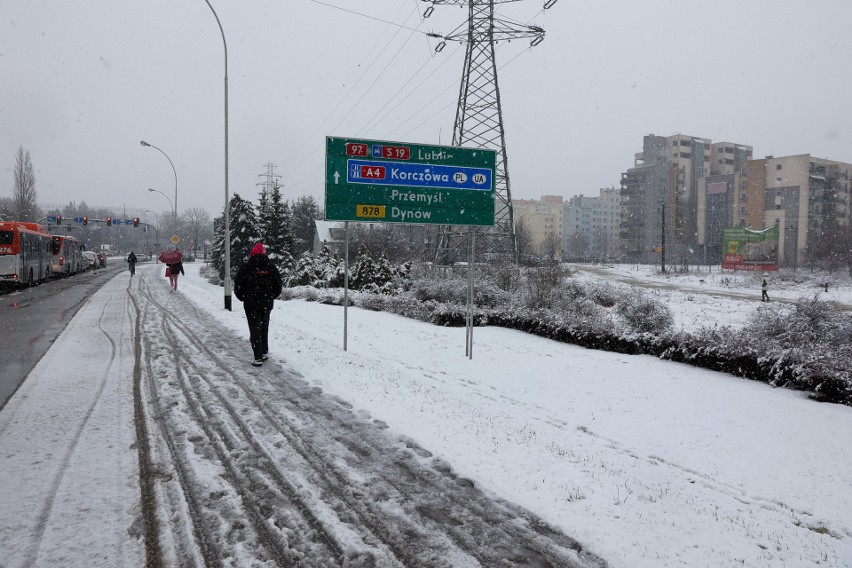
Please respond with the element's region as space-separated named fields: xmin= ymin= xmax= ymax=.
xmin=333 ymin=171 xmax=340 ymax=184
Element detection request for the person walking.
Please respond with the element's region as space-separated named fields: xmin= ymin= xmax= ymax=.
xmin=167 ymin=258 xmax=184 ymax=292
xmin=761 ymin=273 xmax=770 ymax=302
xmin=126 ymin=250 xmax=137 ymax=276
xmin=234 ymin=242 xmax=283 ymax=367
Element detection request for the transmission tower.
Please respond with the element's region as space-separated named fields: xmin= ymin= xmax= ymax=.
xmin=429 ymin=0 xmax=549 ymax=265
xmin=256 ymin=162 xmax=281 ymax=199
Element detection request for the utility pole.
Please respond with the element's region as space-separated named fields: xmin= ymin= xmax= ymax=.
xmin=429 ymin=0 xmax=553 ymax=265
xmin=256 ymin=162 xmax=280 ymax=200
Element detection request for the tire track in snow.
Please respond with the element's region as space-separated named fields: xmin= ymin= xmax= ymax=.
xmin=22 ymin=289 xmax=121 ymax=567
xmin=134 ymin=270 xmax=607 ymax=567
xmin=136 ymin=275 xmax=349 ymax=566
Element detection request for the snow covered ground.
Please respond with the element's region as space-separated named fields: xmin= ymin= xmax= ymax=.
xmin=1 ymin=262 xmax=850 ymax=567
xmin=568 ymin=262 xmax=852 ymax=331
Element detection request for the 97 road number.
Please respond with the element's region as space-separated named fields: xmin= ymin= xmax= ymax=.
xmin=356 ymin=205 xmax=386 ymax=219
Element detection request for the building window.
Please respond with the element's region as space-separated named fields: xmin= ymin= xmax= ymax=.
xmin=740 ymin=206 xmax=746 ymax=216
xmin=776 ymin=164 xmax=782 ymax=170
xmin=740 ymin=193 xmax=747 ymax=203
xmin=741 ymin=168 xmax=749 ymax=177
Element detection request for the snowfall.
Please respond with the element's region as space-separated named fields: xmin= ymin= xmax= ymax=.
xmin=0 ymin=261 xmax=850 ymax=568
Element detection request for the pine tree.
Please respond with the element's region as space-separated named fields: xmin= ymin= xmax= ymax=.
xmin=373 ymin=252 xmax=395 ymax=293
xmin=210 ymin=215 xmax=225 ymax=281
xmin=313 ymin=243 xmax=345 ymax=288
xmin=291 ymin=195 xmax=322 ymax=258
xmin=259 ymin=182 xmax=295 ymax=280
xmin=230 ymin=193 xmax=260 ymax=268
xmin=288 ymin=252 xmax=317 ymax=287
xmin=350 ymin=243 xmax=374 ymax=291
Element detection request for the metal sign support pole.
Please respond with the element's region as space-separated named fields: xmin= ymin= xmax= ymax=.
xmin=466 ymin=227 xmax=475 ymax=359
xmin=343 ymin=221 xmax=349 ymax=351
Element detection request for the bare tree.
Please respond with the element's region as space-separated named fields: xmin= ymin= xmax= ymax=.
xmin=182 ymin=207 xmax=213 ymax=258
xmin=538 ymin=233 xmax=562 ymax=262
xmin=12 ymin=147 xmax=38 ymax=221
xmin=515 ymin=218 xmax=535 ymax=264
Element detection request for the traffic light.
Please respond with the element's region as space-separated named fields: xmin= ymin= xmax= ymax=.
xmin=106 ymin=216 xmax=112 ymax=226
xmin=133 ymin=217 xmax=140 ymax=227
xmin=56 ymin=214 xmax=62 ymax=225
xmin=82 ymin=216 xmax=88 ymax=226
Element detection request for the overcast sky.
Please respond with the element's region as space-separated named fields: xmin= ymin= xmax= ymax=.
xmin=3 ymin=0 xmax=851 ymax=223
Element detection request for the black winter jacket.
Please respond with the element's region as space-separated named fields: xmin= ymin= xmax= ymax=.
xmin=233 ymin=254 xmax=283 ymax=310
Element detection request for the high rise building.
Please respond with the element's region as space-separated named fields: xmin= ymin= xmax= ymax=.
xmin=620 ymin=134 xmax=752 ymax=264
xmin=563 ymin=187 xmax=621 ymax=261
xmin=512 ymin=195 xmax=564 ymax=262
xmin=733 ymin=154 xmax=851 ymax=268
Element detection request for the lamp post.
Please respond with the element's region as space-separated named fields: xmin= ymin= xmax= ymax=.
xmin=139 ymin=140 xmax=178 ymax=229
xmin=146 ymin=210 xmax=160 ymax=250
xmin=202 ymin=0 xmax=231 ymax=310
xmin=147 ymin=188 xmax=173 ymax=227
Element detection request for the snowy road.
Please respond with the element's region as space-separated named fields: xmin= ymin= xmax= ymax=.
xmin=129 ymin=269 xmax=606 ymax=567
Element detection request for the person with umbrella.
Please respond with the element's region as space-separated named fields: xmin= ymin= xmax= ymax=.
xmin=234 ymin=242 xmax=282 ymax=367
xmin=159 ymin=248 xmax=184 ymax=292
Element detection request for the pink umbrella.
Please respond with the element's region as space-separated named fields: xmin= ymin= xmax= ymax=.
xmin=158 ymin=249 xmax=183 ymax=264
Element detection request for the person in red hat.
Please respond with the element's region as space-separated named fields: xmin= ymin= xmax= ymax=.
xmin=233 ymin=242 xmax=283 ymax=366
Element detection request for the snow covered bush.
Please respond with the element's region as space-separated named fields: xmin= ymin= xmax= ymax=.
xmin=614 ymin=289 xmax=674 ymax=335
xmin=522 ymin=263 xmax=568 ymax=309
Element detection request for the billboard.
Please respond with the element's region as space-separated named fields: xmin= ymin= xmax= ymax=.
xmin=721 ymin=225 xmax=778 ymax=271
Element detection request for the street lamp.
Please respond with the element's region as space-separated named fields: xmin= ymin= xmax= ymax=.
xmin=145 ymin=209 xmax=160 ymax=231
xmin=202 ymin=0 xmax=232 ymax=311
xmin=145 ymin=210 xmax=160 ymax=251
xmin=140 ymin=140 xmax=178 ymax=228
xmin=147 ymin=188 xmax=173 ymax=224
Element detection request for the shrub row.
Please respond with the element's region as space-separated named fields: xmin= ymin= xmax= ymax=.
xmin=310 ymin=292 xmax=852 ymax=407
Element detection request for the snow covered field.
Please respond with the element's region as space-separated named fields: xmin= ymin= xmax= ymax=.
xmin=568 ymin=263 xmax=852 ymax=331
xmin=0 ymin=262 xmax=850 ymax=567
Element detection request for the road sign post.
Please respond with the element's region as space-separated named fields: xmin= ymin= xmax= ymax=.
xmin=325 ymin=137 xmax=496 ymax=226
xmin=326 ymin=136 xmax=496 ymax=357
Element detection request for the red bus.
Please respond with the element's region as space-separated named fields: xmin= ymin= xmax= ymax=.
xmin=0 ymin=222 xmax=53 ymax=286
xmin=51 ymin=234 xmax=84 ymax=277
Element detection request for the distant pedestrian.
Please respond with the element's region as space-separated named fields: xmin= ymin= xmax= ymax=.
xmin=167 ymin=258 xmax=184 ymax=292
xmin=126 ymin=251 xmax=137 ymax=276
xmin=825 ymin=281 xmax=829 ymax=293
xmin=761 ymin=273 xmax=770 ymax=302
xmin=234 ymin=242 xmax=283 ymax=367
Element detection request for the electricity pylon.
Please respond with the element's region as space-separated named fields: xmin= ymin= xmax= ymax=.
xmin=429 ymin=0 xmax=547 ymax=265
xmin=256 ymin=162 xmax=280 ymax=199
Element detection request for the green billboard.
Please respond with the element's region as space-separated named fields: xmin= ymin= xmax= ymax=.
xmin=325 ymin=137 xmax=496 ymax=226
xmin=722 ymin=225 xmax=779 ymax=271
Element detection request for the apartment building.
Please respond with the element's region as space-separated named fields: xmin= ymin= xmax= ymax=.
xmin=563 ymin=187 xmax=621 ymax=261
xmin=620 ymin=134 xmax=752 ymax=264
xmin=512 ymin=195 xmax=564 ymax=261
xmin=733 ymin=154 xmax=852 ymax=267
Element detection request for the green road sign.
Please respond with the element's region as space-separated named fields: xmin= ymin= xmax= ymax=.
xmin=325 ymin=137 xmax=496 ymax=226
